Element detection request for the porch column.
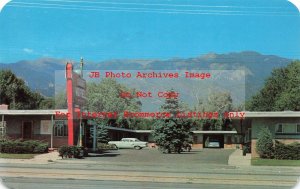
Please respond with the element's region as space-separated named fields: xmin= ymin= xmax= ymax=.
xmin=50 ymin=115 xmax=54 ymax=149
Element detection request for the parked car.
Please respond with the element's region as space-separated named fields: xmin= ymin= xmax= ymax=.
xmin=207 ymin=140 xmax=220 ymax=148
xmin=108 ymin=138 xmax=148 ymax=150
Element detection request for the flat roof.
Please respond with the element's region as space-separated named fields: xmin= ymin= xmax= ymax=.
xmin=106 ymin=126 xmax=152 ymax=133
xmin=0 ymin=109 xmax=68 ymax=115
xmin=106 ymin=126 xmax=237 ymax=134
xmin=244 ymin=111 xmax=300 ymax=118
xmin=192 ymin=130 xmax=237 ymax=134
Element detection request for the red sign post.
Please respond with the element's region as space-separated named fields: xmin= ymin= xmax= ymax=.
xmin=65 ymin=61 xmax=86 ymax=146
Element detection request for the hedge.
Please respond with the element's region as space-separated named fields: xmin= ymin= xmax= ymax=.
xmin=274 ymin=140 xmax=300 ymax=160
xmin=58 ymin=146 xmax=88 ymax=159
xmin=0 ymin=139 xmax=48 ymax=154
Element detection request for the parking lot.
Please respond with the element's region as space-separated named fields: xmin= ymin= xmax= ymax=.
xmin=85 ymin=148 xmax=235 ymax=165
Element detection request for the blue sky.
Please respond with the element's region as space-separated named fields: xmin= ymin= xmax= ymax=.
xmin=0 ymin=0 xmax=300 ymax=63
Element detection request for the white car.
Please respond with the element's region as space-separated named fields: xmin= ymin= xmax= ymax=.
xmin=207 ymin=140 xmax=220 ymax=148
xmin=108 ymin=138 xmax=148 ymax=150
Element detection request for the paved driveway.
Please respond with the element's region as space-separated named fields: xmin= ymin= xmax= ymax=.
xmin=85 ymin=148 xmax=235 ymax=165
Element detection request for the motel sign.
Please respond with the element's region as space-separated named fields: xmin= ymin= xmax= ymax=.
xmin=65 ymin=60 xmax=87 ymax=146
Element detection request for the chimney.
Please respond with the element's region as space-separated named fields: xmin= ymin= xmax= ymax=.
xmin=0 ymin=104 xmax=8 ymax=110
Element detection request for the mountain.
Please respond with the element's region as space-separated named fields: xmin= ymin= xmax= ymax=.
xmin=0 ymin=51 xmax=293 ymax=99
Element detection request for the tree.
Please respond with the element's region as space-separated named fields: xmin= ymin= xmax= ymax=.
xmin=246 ymin=61 xmax=300 ymax=111
xmin=54 ymin=90 xmax=67 ymax=109
xmin=39 ymin=97 xmax=55 ymax=109
xmin=153 ymin=89 xmax=192 ymax=153
xmin=86 ymin=78 xmax=142 ymax=128
xmin=193 ymin=91 xmax=234 ymax=131
xmin=97 ymin=125 xmax=110 ymax=144
xmin=0 ymin=70 xmax=44 ymax=109
xmin=256 ymin=127 xmax=274 ymax=159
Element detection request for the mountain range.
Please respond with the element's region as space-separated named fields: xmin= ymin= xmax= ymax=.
xmin=0 ymin=51 xmax=293 ymax=100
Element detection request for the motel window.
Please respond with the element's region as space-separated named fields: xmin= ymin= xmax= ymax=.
xmin=276 ymin=123 xmax=300 ymax=134
xmin=54 ymin=120 xmax=68 ymax=137
xmin=276 ymin=124 xmax=283 ymax=133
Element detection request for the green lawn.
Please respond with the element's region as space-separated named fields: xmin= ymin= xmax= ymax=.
xmin=0 ymin=153 xmax=37 ymax=159
xmin=251 ymin=158 xmax=300 ymax=166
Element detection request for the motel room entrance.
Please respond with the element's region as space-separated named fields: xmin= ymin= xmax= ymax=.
xmin=22 ymin=121 xmax=33 ymax=139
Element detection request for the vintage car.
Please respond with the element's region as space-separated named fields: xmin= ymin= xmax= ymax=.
xmin=207 ymin=140 xmax=220 ymax=148
xmin=108 ymin=138 xmax=148 ymax=150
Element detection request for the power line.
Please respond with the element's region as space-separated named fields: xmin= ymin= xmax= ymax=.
xmin=7 ymin=1 xmax=298 ymax=16
xmin=43 ymin=0 xmax=291 ymax=10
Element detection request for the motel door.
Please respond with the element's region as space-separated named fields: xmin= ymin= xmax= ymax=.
xmin=22 ymin=121 xmax=33 ymax=139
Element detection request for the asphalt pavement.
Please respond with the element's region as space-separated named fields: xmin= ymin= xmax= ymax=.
xmin=1 ymin=177 xmax=294 ymax=189
xmin=0 ymin=148 xmax=299 ymax=189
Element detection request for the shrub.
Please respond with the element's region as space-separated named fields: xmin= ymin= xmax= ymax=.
xmin=274 ymin=140 xmax=300 ymax=160
xmin=256 ymin=127 xmax=274 ymax=159
xmin=0 ymin=139 xmax=48 ymax=154
xmin=58 ymin=146 xmax=87 ymax=159
xmin=33 ymin=143 xmax=49 ymax=153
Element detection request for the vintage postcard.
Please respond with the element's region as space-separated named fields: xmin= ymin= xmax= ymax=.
xmin=0 ymin=0 xmax=300 ymax=189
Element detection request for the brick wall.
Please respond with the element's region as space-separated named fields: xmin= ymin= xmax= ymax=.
xmin=192 ymin=143 xmax=203 ymax=149
xmin=251 ymin=139 xmax=259 ymax=158
xmin=224 ymin=144 xmax=237 ymax=149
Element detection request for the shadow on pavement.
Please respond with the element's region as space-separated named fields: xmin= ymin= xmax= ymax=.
xmin=87 ymin=151 xmax=121 ymax=157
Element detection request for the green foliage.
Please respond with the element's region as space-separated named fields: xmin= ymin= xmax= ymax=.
xmin=97 ymin=125 xmax=110 ymax=144
xmin=54 ymin=90 xmax=67 ymax=109
xmin=274 ymin=140 xmax=300 ymax=160
xmin=58 ymin=146 xmax=87 ymax=159
xmin=247 ymin=61 xmax=300 ymax=111
xmin=87 ymin=79 xmax=142 ymax=128
xmin=193 ymin=91 xmax=234 ymax=131
xmin=132 ymin=118 xmax=155 ymax=130
xmin=0 ymin=70 xmax=45 ymax=109
xmin=87 ymin=78 xmax=141 ymax=113
xmin=39 ymin=97 xmax=55 ymax=109
xmin=0 ymin=139 xmax=48 ymax=154
xmin=154 ymin=118 xmax=192 ymax=153
xmin=256 ymin=127 xmax=274 ymax=159
xmin=153 ymin=90 xmax=192 ymax=153
xmin=205 ymin=91 xmax=233 ymax=113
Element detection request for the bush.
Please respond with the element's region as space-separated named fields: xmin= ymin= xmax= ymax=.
xmin=274 ymin=140 xmax=300 ymax=160
xmin=0 ymin=139 xmax=48 ymax=154
xmin=33 ymin=143 xmax=49 ymax=153
xmin=256 ymin=127 xmax=274 ymax=159
xmin=58 ymin=146 xmax=87 ymax=159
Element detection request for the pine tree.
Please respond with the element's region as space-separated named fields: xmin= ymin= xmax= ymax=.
xmin=97 ymin=125 xmax=110 ymax=144
xmin=256 ymin=127 xmax=274 ymax=159
xmin=153 ymin=89 xmax=192 ymax=153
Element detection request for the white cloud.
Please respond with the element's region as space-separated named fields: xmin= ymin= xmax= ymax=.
xmin=23 ymin=48 xmax=34 ymax=54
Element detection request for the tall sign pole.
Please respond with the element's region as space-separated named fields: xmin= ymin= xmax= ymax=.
xmin=65 ymin=60 xmax=87 ymax=146
xmin=66 ymin=63 xmax=75 ymax=145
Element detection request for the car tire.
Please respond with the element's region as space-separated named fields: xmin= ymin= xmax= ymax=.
xmin=134 ymin=146 xmax=141 ymax=150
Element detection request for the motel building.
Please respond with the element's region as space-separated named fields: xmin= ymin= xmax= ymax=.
xmin=1 ymin=104 xmax=299 ymax=158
